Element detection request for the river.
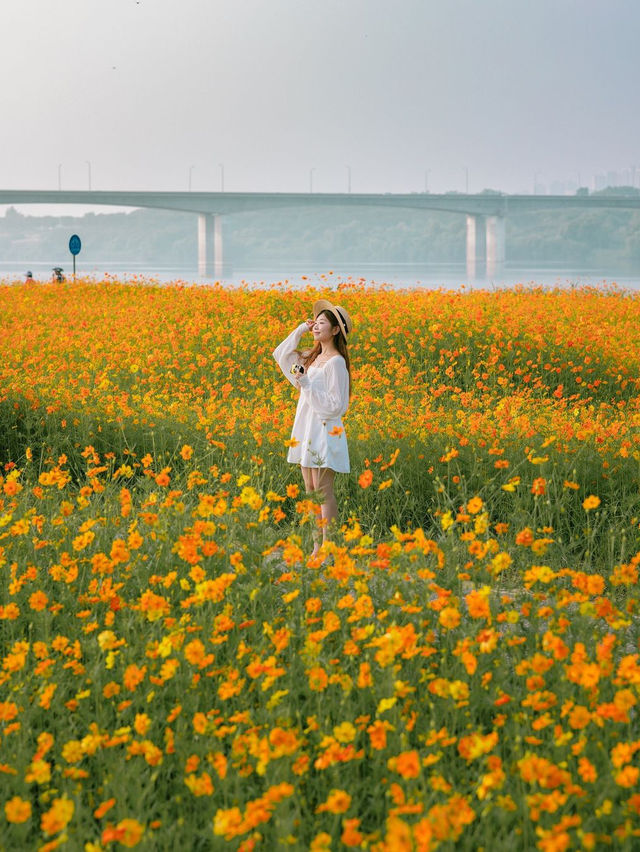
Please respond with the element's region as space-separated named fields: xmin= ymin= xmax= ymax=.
xmin=1 ymin=261 xmax=639 ymax=291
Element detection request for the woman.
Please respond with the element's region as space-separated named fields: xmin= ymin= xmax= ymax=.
xmin=273 ymin=299 xmax=353 ymax=555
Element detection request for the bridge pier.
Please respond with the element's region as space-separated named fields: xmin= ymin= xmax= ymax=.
xmin=486 ymin=215 xmax=505 ymax=279
xmin=466 ymin=214 xmax=485 ymax=279
xmin=198 ymin=213 xmax=223 ymax=277
xmin=466 ymin=214 xmax=505 ymax=279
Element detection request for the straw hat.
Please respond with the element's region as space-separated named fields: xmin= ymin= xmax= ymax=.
xmin=313 ymin=299 xmax=353 ymax=341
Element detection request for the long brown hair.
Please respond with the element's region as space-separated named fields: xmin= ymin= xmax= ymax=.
xmin=301 ymin=310 xmax=352 ymax=395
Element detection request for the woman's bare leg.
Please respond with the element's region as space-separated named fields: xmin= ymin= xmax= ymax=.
xmin=300 ymin=466 xmax=321 ymax=555
xmin=312 ymin=467 xmax=337 ymax=545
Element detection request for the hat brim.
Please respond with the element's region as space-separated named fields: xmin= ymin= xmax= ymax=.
xmin=313 ymin=299 xmax=352 ymax=340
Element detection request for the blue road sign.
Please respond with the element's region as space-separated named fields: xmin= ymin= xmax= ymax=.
xmin=69 ymin=234 xmax=82 ymax=255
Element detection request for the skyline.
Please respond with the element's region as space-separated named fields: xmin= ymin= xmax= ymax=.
xmin=1 ymin=0 xmax=639 ymax=216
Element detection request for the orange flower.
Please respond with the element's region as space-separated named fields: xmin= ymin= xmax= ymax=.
xmin=341 ymin=817 xmax=364 ymax=846
xmin=134 ymin=713 xmax=152 ymax=736
xmin=192 ymin=712 xmax=208 ymax=734
xmin=389 ymin=750 xmax=421 ymax=779
xmin=582 ymin=495 xmax=601 ymax=511
xmin=358 ymin=469 xmax=373 ymax=489
xmin=94 ymin=798 xmax=117 ymax=819
xmin=515 ymin=527 xmax=535 ymax=546
xmin=28 ymin=590 xmax=48 ymax=611
xmin=465 ymin=587 xmax=491 ymax=621
xmin=531 ymin=477 xmax=546 ymax=496
xmin=316 ymin=789 xmax=352 ymax=814
xmin=184 ymin=771 xmax=215 ymax=796
xmin=0 ymin=602 xmax=20 ymax=620
xmin=5 ymin=796 xmax=31 ymax=823
xmin=357 ymin=662 xmax=373 ymax=688
xmin=568 ymin=705 xmax=591 ymax=730
xmin=104 ymin=818 xmax=145 ymax=847
xmin=41 ymin=796 xmax=74 ymax=835
xmin=180 ymin=444 xmax=194 ymax=460
xmin=466 ymin=496 xmax=483 ymax=514
xmin=577 ymin=758 xmax=597 ymax=783
xmin=155 ymin=467 xmax=171 ymax=487
xmin=138 ymin=589 xmax=171 ymax=621
xmin=0 ymin=701 xmax=19 ymax=722
xmin=367 ymin=720 xmax=391 ymax=750
xmin=615 ymin=766 xmax=640 ymax=788
xmin=307 ymin=666 xmax=329 ymax=692
xmin=439 ymin=606 xmax=461 ymax=629
xmin=123 ymin=664 xmax=147 ymax=692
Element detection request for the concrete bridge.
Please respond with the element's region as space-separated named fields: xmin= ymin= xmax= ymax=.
xmin=2 ymin=189 xmax=640 ymax=278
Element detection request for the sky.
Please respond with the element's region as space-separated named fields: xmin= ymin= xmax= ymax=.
xmin=1 ymin=0 xmax=639 ymax=214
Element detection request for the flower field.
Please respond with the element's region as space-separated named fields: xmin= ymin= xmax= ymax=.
xmin=0 ymin=277 xmax=639 ymax=850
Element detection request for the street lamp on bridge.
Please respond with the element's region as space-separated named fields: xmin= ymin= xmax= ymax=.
xmin=188 ymin=165 xmax=195 ymax=192
xmin=309 ymin=168 xmax=316 ymax=194
xmin=57 ymin=164 xmax=62 ymax=191
xmin=85 ymin=161 xmax=92 ymax=191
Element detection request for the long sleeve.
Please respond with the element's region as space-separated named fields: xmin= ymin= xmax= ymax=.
xmin=273 ymin=323 xmax=309 ymax=387
xmin=298 ymin=357 xmax=350 ymax=420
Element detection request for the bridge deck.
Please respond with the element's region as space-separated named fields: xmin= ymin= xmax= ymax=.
xmin=2 ymin=189 xmax=640 ymax=217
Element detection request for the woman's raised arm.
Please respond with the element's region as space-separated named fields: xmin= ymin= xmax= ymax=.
xmin=273 ymin=323 xmax=309 ymax=387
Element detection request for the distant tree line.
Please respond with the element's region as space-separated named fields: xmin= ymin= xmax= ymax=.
xmin=1 ymin=187 xmax=640 ymax=272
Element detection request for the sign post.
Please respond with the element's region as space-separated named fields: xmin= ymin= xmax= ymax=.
xmin=69 ymin=234 xmax=82 ymax=278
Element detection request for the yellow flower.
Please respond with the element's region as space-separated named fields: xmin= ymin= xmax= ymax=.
xmin=310 ymin=832 xmax=333 ymax=851
xmin=491 ymin=552 xmax=512 ymax=575
xmin=377 ymin=696 xmax=397 ymax=714
xmin=62 ymin=740 xmax=85 ymax=763
xmin=440 ymin=510 xmax=454 ymax=531
xmin=25 ymin=758 xmax=51 ymax=784
xmin=333 ymin=722 xmax=356 ymax=743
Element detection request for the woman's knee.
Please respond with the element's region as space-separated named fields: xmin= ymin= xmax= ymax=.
xmin=316 ymin=468 xmax=335 ymax=498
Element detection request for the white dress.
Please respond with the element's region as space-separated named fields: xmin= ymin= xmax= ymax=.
xmin=273 ymin=323 xmax=350 ymax=473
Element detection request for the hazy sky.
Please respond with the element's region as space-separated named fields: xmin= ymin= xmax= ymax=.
xmin=2 ymin=0 xmax=639 ymax=202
